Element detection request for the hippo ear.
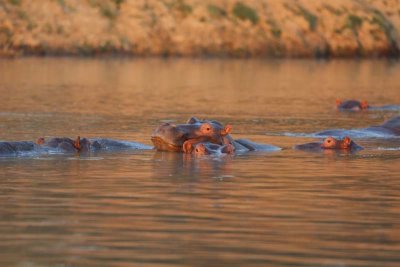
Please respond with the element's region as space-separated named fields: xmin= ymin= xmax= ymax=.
xmin=222 ymin=124 xmax=232 ymax=136
xmin=182 ymin=141 xmax=193 ymax=153
xmin=361 ymin=100 xmax=368 ymax=109
xmin=336 ymin=99 xmax=342 ymax=107
xmin=186 ymin=117 xmax=200 ymax=124
xmin=36 ymin=137 xmax=45 ymax=145
xmin=73 ymin=136 xmax=81 ymax=151
xmin=343 ymin=136 xmax=351 ymax=147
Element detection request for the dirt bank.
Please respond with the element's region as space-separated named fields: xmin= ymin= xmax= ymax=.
xmin=1 ymin=0 xmax=400 ymax=57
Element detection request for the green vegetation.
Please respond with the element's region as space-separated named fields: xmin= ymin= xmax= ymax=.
xmin=207 ymin=4 xmax=226 ymax=18
xmin=267 ymin=19 xmax=282 ymax=38
xmin=100 ymin=5 xmax=118 ymax=20
xmin=113 ymin=0 xmax=124 ymax=9
xmin=284 ymin=4 xmax=318 ymax=31
xmin=323 ymin=4 xmax=343 ymax=16
xmin=8 ymin=0 xmax=21 ymax=5
xmin=370 ymin=9 xmax=399 ymax=55
xmin=298 ymin=6 xmax=318 ymax=31
xmin=17 ymin=10 xmax=28 ymax=20
xmin=346 ymin=14 xmax=363 ymax=32
xmin=87 ymin=0 xmax=120 ymax=20
xmin=232 ymin=2 xmax=259 ymax=24
xmin=167 ymin=0 xmax=192 ymax=16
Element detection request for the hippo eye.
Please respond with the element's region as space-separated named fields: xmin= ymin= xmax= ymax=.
xmin=195 ymin=148 xmax=199 ymax=152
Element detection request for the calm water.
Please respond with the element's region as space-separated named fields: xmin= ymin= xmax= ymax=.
xmin=1 ymin=58 xmax=400 ymax=267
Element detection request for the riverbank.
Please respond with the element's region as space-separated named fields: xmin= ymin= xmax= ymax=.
xmin=1 ymin=0 xmax=400 ymax=58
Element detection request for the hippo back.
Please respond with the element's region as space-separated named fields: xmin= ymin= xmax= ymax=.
xmin=381 ymin=116 xmax=400 ymax=135
xmin=0 ymin=141 xmax=37 ymax=155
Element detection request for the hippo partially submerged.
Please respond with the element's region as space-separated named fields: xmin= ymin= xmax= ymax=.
xmin=336 ymin=99 xmax=369 ymax=111
xmin=183 ymin=140 xmax=234 ymax=156
xmin=336 ymin=99 xmax=400 ymax=112
xmin=294 ymin=136 xmax=363 ymax=152
xmin=150 ymin=117 xmax=232 ymax=152
xmin=151 ymin=117 xmax=280 ymax=153
xmin=0 ymin=136 xmax=152 ymax=156
xmin=316 ymin=116 xmax=400 ymax=137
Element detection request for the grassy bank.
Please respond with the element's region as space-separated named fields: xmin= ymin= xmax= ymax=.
xmin=0 ymin=0 xmax=399 ymax=57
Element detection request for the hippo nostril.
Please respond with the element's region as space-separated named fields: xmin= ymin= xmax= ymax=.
xmin=196 ymin=148 xmax=199 ymax=152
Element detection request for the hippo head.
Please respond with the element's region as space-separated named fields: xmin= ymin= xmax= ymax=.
xmin=183 ymin=140 xmax=234 ymax=156
xmin=151 ymin=117 xmax=232 ymax=152
xmin=321 ymin=136 xmax=352 ymax=149
xmin=36 ymin=136 xmax=91 ymax=152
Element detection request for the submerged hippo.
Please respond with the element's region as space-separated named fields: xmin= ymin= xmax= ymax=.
xmin=183 ymin=140 xmax=234 ymax=156
xmin=336 ymin=99 xmax=400 ymax=111
xmin=37 ymin=136 xmax=152 ymax=152
xmin=186 ymin=117 xmax=280 ymax=152
xmin=294 ymin=136 xmax=363 ymax=152
xmin=316 ymin=116 xmax=400 ymax=137
xmin=0 ymin=136 xmax=152 ymax=156
xmin=151 ymin=117 xmax=280 ymax=153
xmin=336 ymin=99 xmax=369 ymax=111
xmin=0 ymin=141 xmax=38 ymax=155
xmin=36 ymin=136 xmax=89 ymax=152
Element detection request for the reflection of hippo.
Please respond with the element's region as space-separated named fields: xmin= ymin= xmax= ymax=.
xmin=316 ymin=116 xmax=400 ymax=137
xmin=183 ymin=140 xmax=234 ymax=156
xmin=294 ymin=136 xmax=363 ymax=152
xmin=151 ymin=117 xmax=280 ymax=153
xmin=336 ymin=99 xmax=369 ymax=111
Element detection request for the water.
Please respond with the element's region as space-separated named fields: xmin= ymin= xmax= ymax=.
xmin=1 ymin=58 xmax=400 ymax=267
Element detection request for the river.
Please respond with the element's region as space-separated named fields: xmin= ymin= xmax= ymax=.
xmin=1 ymin=58 xmax=400 ymax=266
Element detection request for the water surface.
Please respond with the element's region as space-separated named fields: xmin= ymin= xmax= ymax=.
xmin=1 ymin=58 xmax=400 ymax=267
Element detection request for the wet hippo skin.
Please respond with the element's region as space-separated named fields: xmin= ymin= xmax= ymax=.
xmin=151 ymin=117 xmax=281 ymax=153
xmin=186 ymin=117 xmax=281 ymax=152
xmin=151 ymin=117 xmax=232 ymax=152
xmin=0 ymin=136 xmax=152 ymax=156
xmin=294 ymin=136 xmax=364 ymax=152
xmin=336 ymin=99 xmax=369 ymax=111
xmin=316 ymin=116 xmax=400 ymax=137
xmin=182 ymin=140 xmax=234 ymax=156
xmin=0 ymin=141 xmax=38 ymax=155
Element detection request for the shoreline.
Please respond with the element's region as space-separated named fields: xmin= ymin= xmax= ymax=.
xmin=1 ymin=0 xmax=399 ymax=59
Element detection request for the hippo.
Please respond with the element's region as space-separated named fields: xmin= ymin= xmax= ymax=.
xmin=151 ymin=118 xmax=232 ymax=152
xmin=36 ymin=136 xmax=88 ymax=152
xmin=316 ymin=116 xmax=400 ymax=138
xmin=336 ymin=99 xmax=400 ymax=111
xmin=36 ymin=136 xmax=152 ymax=152
xmin=294 ymin=136 xmax=364 ymax=152
xmin=151 ymin=117 xmax=281 ymax=153
xmin=186 ymin=117 xmax=280 ymax=152
xmin=0 ymin=136 xmax=152 ymax=156
xmin=0 ymin=141 xmax=39 ymax=155
xmin=182 ymin=140 xmax=234 ymax=156
xmin=336 ymin=99 xmax=369 ymax=111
